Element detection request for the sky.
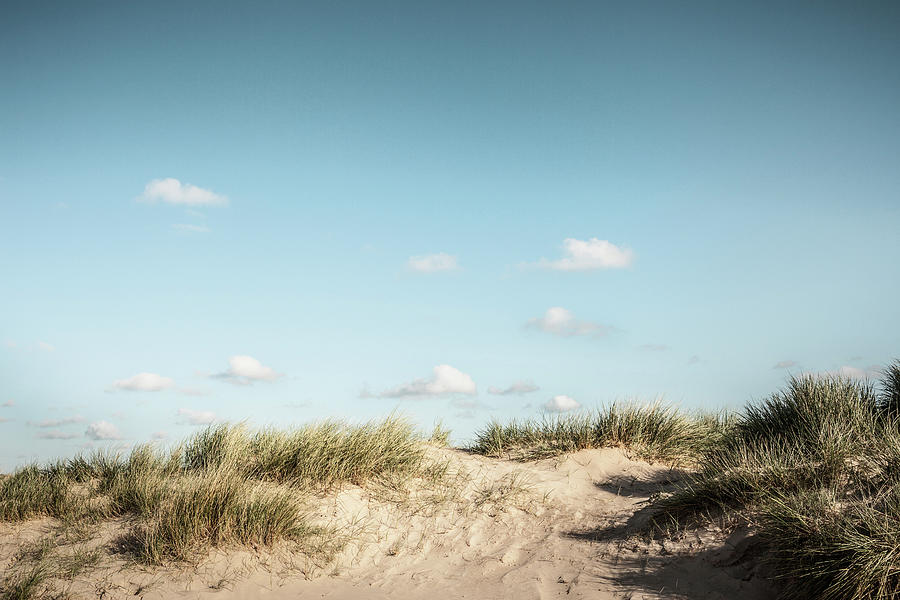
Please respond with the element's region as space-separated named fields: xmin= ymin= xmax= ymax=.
xmin=1 ymin=1 xmax=899 ymax=471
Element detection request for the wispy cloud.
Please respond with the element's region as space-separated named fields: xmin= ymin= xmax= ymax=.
xmin=36 ymin=341 xmax=55 ymax=352
xmin=85 ymin=421 xmax=122 ymax=440
xmin=177 ymin=408 xmax=217 ymax=425
xmin=172 ymin=223 xmax=210 ymax=233
xmin=526 ymin=307 xmax=611 ymax=338
xmin=37 ymin=430 xmax=79 ymax=440
xmin=530 ymin=238 xmax=634 ymax=271
xmin=212 ymin=356 xmax=282 ymax=385
xmin=110 ymin=372 xmax=175 ymax=392
xmin=376 ymin=365 xmax=476 ymax=398
xmin=407 ymin=253 xmax=460 ymax=273
xmin=152 ymin=431 xmax=168 ymax=440
xmin=687 ymin=355 xmax=701 ymax=365
xmin=543 ymin=395 xmax=580 ymax=413
xmin=29 ymin=416 xmax=85 ymax=428
xmin=139 ymin=178 xmax=227 ymax=206
xmin=487 ymin=381 xmax=540 ymax=396
xmin=773 ymin=360 xmax=798 ymax=369
xmin=1 ymin=400 xmax=13 ymax=407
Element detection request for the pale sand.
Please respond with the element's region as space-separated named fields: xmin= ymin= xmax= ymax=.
xmin=0 ymin=448 xmax=776 ymax=599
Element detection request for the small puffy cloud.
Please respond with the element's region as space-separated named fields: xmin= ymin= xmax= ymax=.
xmin=30 ymin=416 xmax=85 ymax=428
xmin=407 ymin=253 xmax=460 ymax=273
xmin=378 ymin=365 xmax=477 ymax=398
xmin=487 ymin=381 xmax=540 ymax=396
xmin=527 ymin=307 xmax=611 ymax=338
xmin=532 ymin=238 xmax=634 ymax=271
xmin=152 ymin=431 xmax=168 ymax=440
xmin=172 ymin=223 xmax=210 ymax=233
xmin=543 ymin=395 xmax=580 ymax=413
xmin=837 ymin=365 xmax=868 ymax=379
xmin=36 ymin=341 xmax=55 ymax=352
xmin=639 ymin=344 xmax=669 ymax=352
xmin=178 ymin=408 xmax=217 ymax=425
xmin=213 ymin=356 xmax=282 ymax=385
xmin=139 ymin=178 xmax=227 ymax=206
xmin=37 ymin=430 xmax=79 ymax=440
xmin=111 ymin=372 xmax=175 ymax=392
xmin=773 ymin=360 xmax=798 ymax=369
xmin=86 ymin=421 xmax=122 ymax=440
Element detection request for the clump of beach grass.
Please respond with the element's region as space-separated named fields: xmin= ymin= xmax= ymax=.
xmin=0 ymin=416 xmax=437 ymax=566
xmin=655 ymin=361 xmax=900 ymax=600
xmin=470 ymin=401 xmax=727 ymax=465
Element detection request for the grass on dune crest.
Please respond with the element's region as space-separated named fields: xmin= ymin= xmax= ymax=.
xmin=470 ymin=401 xmax=730 ymax=464
xmin=0 ymin=416 xmax=436 ymax=566
xmin=655 ymin=362 xmax=900 ymax=600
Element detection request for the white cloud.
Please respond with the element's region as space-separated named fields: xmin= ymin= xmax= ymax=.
xmin=773 ymin=360 xmax=798 ymax=369
xmin=526 ymin=307 xmax=611 ymax=338
xmin=139 ymin=178 xmax=227 ymax=206
xmin=37 ymin=430 xmax=79 ymax=440
xmin=172 ymin=223 xmax=210 ymax=233
xmin=178 ymin=408 xmax=217 ymax=425
xmin=533 ymin=238 xmax=634 ymax=271
xmin=30 ymin=416 xmax=85 ymax=428
xmin=86 ymin=421 xmax=122 ymax=441
xmin=407 ymin=253 xmax=460 ymax=273
xmin=36 ymin=341 xmax=55 ymax=352
xmin=213 ymin=355 xmax=282 ymax=385
xmin=837 ymin=365 xmax=869 ymax=379
xmin=379 ymin=365 xmax=477 ymax=398
xmin=111 ymin=372 xmax=175 ymax=392
xmin=487 ymin=381 xmax=540 ymax=396
xmin=152 ymin=431 xmax=168 ymax=440
xmin=543 ymin=395 xmax=581 ymax=413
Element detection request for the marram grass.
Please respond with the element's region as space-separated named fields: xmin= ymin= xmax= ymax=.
xmin=0 ymin=415 xmax=433 ymax=564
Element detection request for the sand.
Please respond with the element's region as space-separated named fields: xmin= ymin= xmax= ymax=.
xmin=0 ymin=448 xmax=776 ymax=599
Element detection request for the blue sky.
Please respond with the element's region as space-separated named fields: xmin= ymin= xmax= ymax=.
xmin=2 ymin=1 xmax=899 ymax=470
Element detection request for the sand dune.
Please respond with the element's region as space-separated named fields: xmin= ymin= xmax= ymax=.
xmin=0 ymin=448 xmax=775 ymax=599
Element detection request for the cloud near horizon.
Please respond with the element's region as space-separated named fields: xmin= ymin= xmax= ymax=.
xmin=86 ymin=421 xmax=122 ymax=440
xmin=543 ymin=395 xmax=580 ymax=413
xmin=111 ymin=372 xmax=175 ymax=392
xmin=407 ymin=253 xmax=460 ymax=273
xmin=527 ymin=307 xmax=611 ymax=338
xmin=532 ymin=238 xmax=634 ymax=271
xmin=177 ymin=408 xmax=217 ymax=425
xmin=375 ymin=365 xmax=477 ymax=398
xmin=487 ymin=381 xmax=540 ymax=396
xmin=213 ymin=355 xmax=282 ymax=385
xmin=37 ymin=430 xmax=79 ymax=440
xmin=29 ymin=416 xmax=85 ymax=428
xmin=139 ymin=178 xmax=227 ymax=206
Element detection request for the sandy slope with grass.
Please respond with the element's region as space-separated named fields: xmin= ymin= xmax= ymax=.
xmin=0 ymin=445 xmax=773 ymax=600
